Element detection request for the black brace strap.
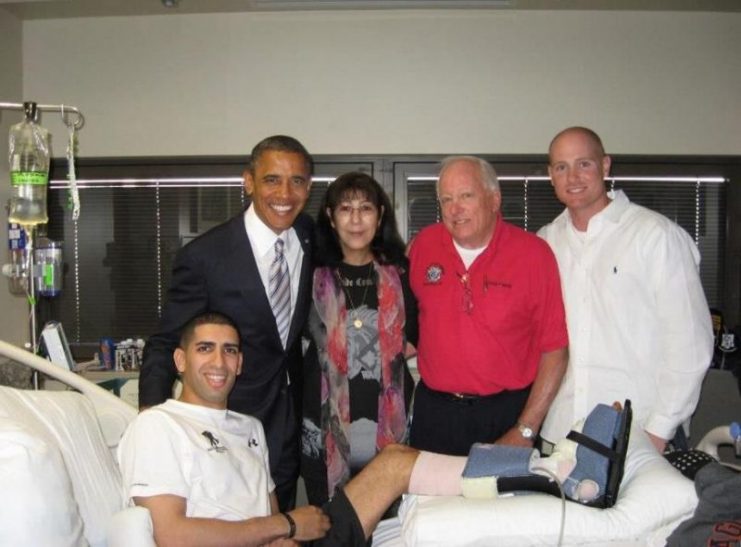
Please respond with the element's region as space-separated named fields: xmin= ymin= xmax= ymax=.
xmin=566 ymin=430 xmax=619 ymax=462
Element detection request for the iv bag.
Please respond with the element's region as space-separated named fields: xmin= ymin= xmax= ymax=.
xmin=8 ymin=102 xmax=51 ymax=227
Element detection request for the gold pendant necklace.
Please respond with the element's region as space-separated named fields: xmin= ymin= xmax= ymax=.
xmin=337 ymin=262 xmax=374 ymax=329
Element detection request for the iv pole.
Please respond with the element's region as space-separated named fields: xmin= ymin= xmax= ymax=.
xmin=0 ymin=102 xmax=85 ymax=130
xmin=1 ymin=101 xmax=84 ymax=371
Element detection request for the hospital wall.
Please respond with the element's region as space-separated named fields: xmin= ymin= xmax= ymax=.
xmin=0 ymin=10 xmax=27 ymax=347
xmin=0 ymin=8 xmax=740 ymax=344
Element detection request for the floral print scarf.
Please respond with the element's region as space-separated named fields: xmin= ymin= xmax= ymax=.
xmin=312 ymin=263 xmax=407 ymax=496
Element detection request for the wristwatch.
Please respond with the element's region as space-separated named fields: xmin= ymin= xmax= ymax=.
xmin=517 ymin=422 xmax=536 ymax=440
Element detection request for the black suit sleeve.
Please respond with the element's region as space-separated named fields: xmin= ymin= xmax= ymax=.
xmin=138 ymin=245 xmax=209 ymax=408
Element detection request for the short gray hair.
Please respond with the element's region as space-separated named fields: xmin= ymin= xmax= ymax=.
xmin=436 ymin=156 xmax=500 ymax=196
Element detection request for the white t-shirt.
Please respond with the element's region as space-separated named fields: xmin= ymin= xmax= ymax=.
xmin=118 ymin=399 xmax=274 ymax=521
xmin=452 ymin=240 xmax=487 ymax=270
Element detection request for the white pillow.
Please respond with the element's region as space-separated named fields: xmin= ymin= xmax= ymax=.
xmin=398 ymin=429 xmax=698 ymax=546
xmin=0 ymin=417 xmax=87 ymax=547
xmin=0 ymin=387 xmax=125 ymax=547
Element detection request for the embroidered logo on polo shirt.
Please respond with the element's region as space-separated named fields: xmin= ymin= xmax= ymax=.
xmin=483 ymin=276 xmax=512 ymax=291
xmin=201 ymin=431 xmax=227 ymax=453
xmin=425 ymin=264 xmax=444 ymax=284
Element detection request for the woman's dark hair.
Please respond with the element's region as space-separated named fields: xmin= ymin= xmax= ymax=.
xmin=315 ymin=172 xmax=408 ymax=268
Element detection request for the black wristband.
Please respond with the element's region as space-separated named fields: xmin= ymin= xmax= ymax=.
xmin=282 ymin=512 xmax=296 ymax=539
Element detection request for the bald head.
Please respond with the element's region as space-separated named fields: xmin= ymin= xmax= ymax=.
xmin=547 ymin=126 xmax=612 ymax=231
xmin=549 ymin=127 xmax=606 ymax=164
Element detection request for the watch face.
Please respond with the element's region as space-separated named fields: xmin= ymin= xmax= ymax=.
xmin=519 ymin=424 xmax=534 ymax=439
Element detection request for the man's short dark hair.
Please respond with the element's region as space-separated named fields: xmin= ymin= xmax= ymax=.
xmin=178 ymin=311 xmax=240 ymax=350
xmin=248 ymin=135 xmax=314 ymax=176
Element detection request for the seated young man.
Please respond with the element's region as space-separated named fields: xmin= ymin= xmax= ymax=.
xmin=118 ymin=311 xmax=631 ymax=546
xmin=118 ymin=311 xmax=418 ymax=546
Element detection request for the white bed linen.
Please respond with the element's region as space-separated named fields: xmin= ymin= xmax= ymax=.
xmin=0 ymin=416 xmax=86 ymax=547
xmin=397 ymin=429 xmax=698 ymax=546
xmin=372 ymin=517 xmax=405 ymax=546
xmin=0 ymin=386 xmax=126 ymax=547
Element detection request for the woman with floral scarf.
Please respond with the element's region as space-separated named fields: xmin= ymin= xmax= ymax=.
xmin=301 ymin=172 xmax=418 ymax=509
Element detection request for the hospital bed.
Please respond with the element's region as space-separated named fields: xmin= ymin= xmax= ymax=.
xmin=0 ymin=340 xmax=136 ymax=547
xmin=0 ymin=339 xmax=735 ymax=546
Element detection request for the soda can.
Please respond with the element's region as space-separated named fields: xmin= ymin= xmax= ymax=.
xmin=99 ymin=338 xmax=115 ymax=370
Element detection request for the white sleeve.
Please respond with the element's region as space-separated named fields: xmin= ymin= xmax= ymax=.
xmin=644 ymin=223 xmax=714 ymax=440
xmin=117 ymin=410 xmax=191 ymax=502
xmin=256 ymin=420 xmax=275 ymax=494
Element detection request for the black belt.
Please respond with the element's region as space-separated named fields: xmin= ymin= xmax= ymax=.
xmin=421 ymin=381 xmax=503 ymax=402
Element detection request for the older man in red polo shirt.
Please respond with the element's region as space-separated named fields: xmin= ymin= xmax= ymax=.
xmin=408 ymin=156 xmax=568 ymax=455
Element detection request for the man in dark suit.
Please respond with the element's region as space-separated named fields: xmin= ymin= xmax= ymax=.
xmin=138 ymin=135 xmax=314 ymax=511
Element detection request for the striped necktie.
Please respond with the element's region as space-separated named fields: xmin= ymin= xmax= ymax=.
xmin=269 ymin=238 xmax=291 ymax=348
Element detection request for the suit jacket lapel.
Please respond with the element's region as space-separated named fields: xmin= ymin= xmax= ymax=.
xmin=286 ymin=218 xmax=313 ymax=349
xmin=232 ymin=211 xmax=313 ymax=351
xmin=227 ymin=213 xmax=274 ymax=315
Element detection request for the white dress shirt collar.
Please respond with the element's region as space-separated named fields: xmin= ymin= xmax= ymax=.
xmin=565 ymin=189 xmax=630 ymax=234
xmin=244 ymin=203 xmax=297 ymax=257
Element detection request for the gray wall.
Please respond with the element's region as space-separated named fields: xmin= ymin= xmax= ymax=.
xmin=19 ymin=10 xmax=741 ymax=157
xmin=0 ymin=10 xmax=29 ymax=347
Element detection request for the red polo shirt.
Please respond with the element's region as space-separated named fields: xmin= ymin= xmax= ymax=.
xmin=409 ymin=216 xmax=568 ymax=395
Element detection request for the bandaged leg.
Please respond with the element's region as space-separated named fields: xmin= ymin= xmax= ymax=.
xmin=529 ymin=423 xmax=581 ymax=488
xmin=560 ymin=402 xmax=631 ymax=507
xmin=461 ymin=444 xmax=538 ymax=499
xmin=408 ymin=402 xmax=631 ymax=507
xmin=456 ymin=402 xmax=631 ymax=506
xmin=529 ymin=420 xmax=599 ymax=503
xmin=408 ymin=451 xmax=466 ymax=496
xmin=529 ymin=437 xmax=577 ymax=483
xmin=534 ymin=402 xmax=630 ymax=506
